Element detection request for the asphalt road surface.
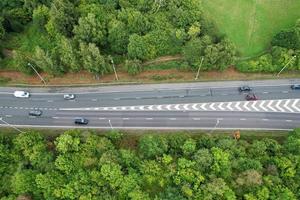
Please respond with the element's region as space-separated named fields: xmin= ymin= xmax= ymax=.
xmin=1 ymin=79 xmax=300 ymax=130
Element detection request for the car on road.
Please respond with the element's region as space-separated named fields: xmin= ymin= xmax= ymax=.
xmin=14 ymin=91 xmax=30 ymax=98
xmin=74 ymin=118 xmax=89 ymax=125
xmin=238 ymin=86 xmax=252 ymax=92
xmin=291 ymin=84 xmax=300 ymax=90
xmin=245 ymin=93 xmax=258 ymax=101
xmin=64 ymin=94 xmax=76 ymax=100
xmin=29 ymin=110 xmax=42 ymax=116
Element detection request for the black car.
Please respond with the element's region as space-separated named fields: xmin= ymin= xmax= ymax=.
xmin=29 ymin=110 xmax=42 ymax=116
xmin=74 ymin=118 xmax=89 ymax=125
xmin=291 ymin=84 xmax=300 ymax=90
xmin=238 ymin=86 xmax=252 ymax=92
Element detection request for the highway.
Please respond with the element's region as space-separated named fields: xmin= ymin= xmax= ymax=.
xmin=1 ymin=79 xmax=300 ymax=130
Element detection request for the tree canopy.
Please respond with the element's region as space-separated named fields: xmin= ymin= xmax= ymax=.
xmin=0 ymin=129 xmax=300 ymax=199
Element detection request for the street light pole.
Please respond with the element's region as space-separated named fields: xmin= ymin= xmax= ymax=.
xmin=210 ymin=118 xmax=220 ymax=134
xmin=195 ymin=57 xmax=204 ymax=80
xmin=0 ymin=117 xmax=25 ymax=133
xmin=28 ymin=63 xmax=47 ymax=85
xmin=110 ymin=57 xmax=119 ymax=81
xmin=277 ymin=55 xmax=297 ymax=77
xmin=108 ymin=119 xmax=113 ymax=130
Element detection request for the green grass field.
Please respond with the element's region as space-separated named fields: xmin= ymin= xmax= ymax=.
xmin=202 ymin=0 xmax=300 ymax=57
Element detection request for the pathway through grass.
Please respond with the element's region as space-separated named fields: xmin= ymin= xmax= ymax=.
xmin=202 ymin=0 xmax=300 ymax=56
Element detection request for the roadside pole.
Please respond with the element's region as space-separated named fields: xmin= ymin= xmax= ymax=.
xmin=276 ymin=55 xmax=297 ymax=77
xmin=110 ymin=57 xmax=119 ymax=81
xmin=195 ymin=57 xmax=204 ymax=80
xmin=0 ymin=117 xmax=25 ymax=133
xmin=28 ymin=63 xmax=47 ymax=85
xmin=210 ymin=118 xmax=220 ymax=134
xmin=108 ymin=119 xmax=113 ymax=130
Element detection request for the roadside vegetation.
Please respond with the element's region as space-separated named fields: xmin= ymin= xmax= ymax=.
xmin=0 ymin=129 xmax=300 ymax=199
xmin=1 ymin=0 xmax=300 ymax=83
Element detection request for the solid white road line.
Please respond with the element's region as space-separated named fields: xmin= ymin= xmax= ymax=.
xmin=0 ymin=124 xmax=292 ymax=131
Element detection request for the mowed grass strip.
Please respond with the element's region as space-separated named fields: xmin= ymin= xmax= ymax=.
xmin=202 ymin=0 xmax=300 ymax=57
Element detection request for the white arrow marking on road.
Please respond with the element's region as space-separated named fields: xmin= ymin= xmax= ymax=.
xmin=259 ymin=101 xmax=268 ymax=112
xmin=251 ymin=101 xmax=259 ymax=111
xmin=275 ymin=100 xmax=285 ymax=112
xmin=291 ymin=99 xmax=300 ymax=112
xmin=210 ymin=103 xmax=216 ymax=111
xmin=267 ymin=100 xmax=277 ymax=112
xmin=140 ymin=106 xmax=145 ymax=111
xmin=284 ymin=100 xmax=294 ymax=113
xmin=183 ymin=104 xmax=189 ymax=110
xmin=192 ymin=104 xmax=198 ymax=110
xmin=235 ymin=102 xmax=242 ymax=111
xmin=174 ymin=104 xmax=180 ymax=110
xmin=243 ymin=101 xmax=251 ymax=111
xmin=226 ymin=102 xmax=233 ymax=111
xmin=166 ymin=105 xmax=172 ymax=110
xmin=148 ymin=105 xmax=154 ymax=110
xmin=200 ymin=103 xmax=207 ymax=111
xmin=218 ymin=103 xmax=225 ymax=111
xmin=156 ymin=105 xmax=162 ymax=110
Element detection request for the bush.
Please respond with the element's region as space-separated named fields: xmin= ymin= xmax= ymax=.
xmin=124 ymin=59 xmax=142 ymax=76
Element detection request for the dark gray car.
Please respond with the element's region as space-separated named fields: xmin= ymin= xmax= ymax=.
xmin=29 ymin=110 xmax=43 ymax=116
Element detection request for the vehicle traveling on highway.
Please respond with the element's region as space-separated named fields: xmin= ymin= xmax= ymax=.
xmin=64 ymin=94 xmax=76 ymax=100
xmin=291 ymin=84 xmax=300 ymax=90
xmin=238 ymin=86 xmax=252 ymax=92
xmin=29 ymin=110 xmax=43 ymax=116
xmin=14 ymin=91 xmax=30 ymax=98
xmin=74 ymin=118 xmax=89 ymax=125
xmin=245 ymin=93 xmax=258 ymax=101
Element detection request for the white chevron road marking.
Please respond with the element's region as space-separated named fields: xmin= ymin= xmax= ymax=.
xmin=226 ymin=102 xmax=233 ymax=111
xmin=251 ymin=101 xmax=259 ymax=112
xmin=218 ymin=103 xmax=225 ymax=111
xmin=200 ymin=103 xmax=207 ymax=111
xmin=243 ymin=102 xmax=251 ymax=111
xmin=292 ymin=99 xmax=300 ymax=112
xmin=259 ymin=101 xmax=268 ymax=112
xmin=267 ymin=100 xmax=277 ymax=112
xmin=275 ymin=100 xmax=285 ymax=112
xmin=60 ymin=99 xmax=300 ymax=113
xmin=210 ymin=103 xmax=216 ymax=111
xmin=284 ymin=100 xmax=294 ymax=113
xmin=235 ymin=102 xmax=242 ymax=111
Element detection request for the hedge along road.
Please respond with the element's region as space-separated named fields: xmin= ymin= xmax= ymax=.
xmin=0 ymin=79 xmax=300 ymax=130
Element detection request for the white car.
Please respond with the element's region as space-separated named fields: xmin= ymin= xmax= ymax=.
xmin=64 ymin=94 xmax=75 ymax=100
xmin=14 ymin=91 xmax=30 ymax=98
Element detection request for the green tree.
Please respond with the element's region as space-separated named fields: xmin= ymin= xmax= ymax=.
xmin=0 ymin=16 xmax=5 ymax=39
xmin=181 ymin=138 xmax=196 ymax=156
xmin=33 ymin=46 xmax=64 ymax=75
xmin=73 ymin=13 xmax=106 ymax=46
xmin=46 ymin=0 xmax=78 ymax=37
xmin=57 ymin=36 xmax=80 ymax=72
xmin=108 ymin=19 xmax=129 ymax=54
xmin=79 ymin=42 xmax=111 ymax=76
xmin=139 ymin=135 xmax=168 ymax=158
xmin=32 ymin=5 xmax=49 ymax=29
xmin=128 ymin=34 xmax=156 ymax=60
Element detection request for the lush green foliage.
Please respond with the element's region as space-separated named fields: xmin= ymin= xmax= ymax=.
xmin=1 ymin=129 xmax=300 ymax=199
xmin=0 ymin=0 xmax=237 ymax=76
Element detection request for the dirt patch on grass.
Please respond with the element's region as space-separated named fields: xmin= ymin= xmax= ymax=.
xmin=0 ymin=66 xmax=299 ymax=86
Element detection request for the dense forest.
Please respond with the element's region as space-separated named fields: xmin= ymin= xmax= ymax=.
xmin=0 ymin=129 xmax=300 ymax=199
xmin=0 ymin=0 xmax=237 ymax=77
